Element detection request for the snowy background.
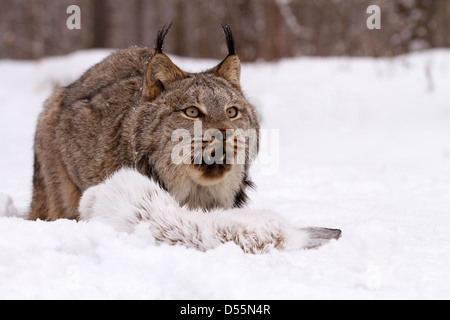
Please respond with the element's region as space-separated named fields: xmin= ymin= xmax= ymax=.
xmin=0 ymin=49 xmax=449 ymax=299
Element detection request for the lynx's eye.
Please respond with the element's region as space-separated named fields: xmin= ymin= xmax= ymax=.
xmin=185 ymin=106 xmax=200 ymax=118
xmin=226 ymin=106 xmax=238 ymax=119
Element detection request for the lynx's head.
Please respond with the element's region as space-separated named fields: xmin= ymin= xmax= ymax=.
xmin=133 ymin=24 xmax=260 ymax=211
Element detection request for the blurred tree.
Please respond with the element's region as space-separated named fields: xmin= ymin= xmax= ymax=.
xmin=0 ymin=0 xmax=448 ymax=61
xmin=92 ymin=0 xmax=109 ymax=48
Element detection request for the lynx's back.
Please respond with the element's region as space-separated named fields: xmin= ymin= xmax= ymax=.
xmin=30 ymin=48 xmax=154 ymax=220
xmin=63 ymin=47 xmax=153 ymax=109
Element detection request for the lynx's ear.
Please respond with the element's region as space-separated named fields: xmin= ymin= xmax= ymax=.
xmin=144 ymin=24 xmax=188 ymax=101
xmin=215 ymin=55 xmax=241 ymax=92
xmin=145 ymin=53 xmax=187 ymax=100
xmin=213 ymin=24 xmax=241 ymax=92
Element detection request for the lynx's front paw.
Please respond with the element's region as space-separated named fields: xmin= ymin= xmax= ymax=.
xmin=221 ymin=223 xmax=288 ymax=254
xmin=213 ymin=211 xmax=304 ymax=253
xmin=233 ymin=226 xmax=341 ymax=253
xmin=214 ymin=210 xmax=342 ymax=253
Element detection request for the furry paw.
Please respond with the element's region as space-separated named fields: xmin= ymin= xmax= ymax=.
xmin=214 ymin=210 xmax=311 ymax=254
xmin=218 ymin=219 xmax=341 ymax=253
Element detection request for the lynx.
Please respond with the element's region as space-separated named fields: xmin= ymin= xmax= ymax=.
xmin=30 ymin=24 xmax=341 ymax=253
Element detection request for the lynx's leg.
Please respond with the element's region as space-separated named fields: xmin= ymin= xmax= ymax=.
xmin=29 ymin=91 xmax=82 ymax=221
xmin=79 ymin=168 xmax=341 ymax=253
xmin=29 ymin=154 xmax=49 ymax=220
xmin=29 ymin=152 xmax=81 ymax=221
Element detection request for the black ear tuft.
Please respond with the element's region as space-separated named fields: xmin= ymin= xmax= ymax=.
xmin=154 ymin=23 xmax=172 ymax=54
xmin=221 ymin=23 xmax=235 ymax=56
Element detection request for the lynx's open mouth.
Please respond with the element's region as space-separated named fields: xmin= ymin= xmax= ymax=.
xmin=195 ymin=162 xmax=232 ymax=178
xmin=189 ymin=154 xmax=233 ymax=184
xmin=186 ymin=132 xmax=238 ymax=183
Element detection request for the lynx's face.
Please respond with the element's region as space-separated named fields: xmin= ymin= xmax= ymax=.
xmin=155 ymin=73 xmax=259 ymax=185
xmin=134 ymin=24 xmax=259 ymax=210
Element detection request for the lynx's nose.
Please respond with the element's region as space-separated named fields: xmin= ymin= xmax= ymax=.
xmin=189 ymin=128 xmax=235 ymax=182
xmin=202 ymin=129 xmax=235 ymax=165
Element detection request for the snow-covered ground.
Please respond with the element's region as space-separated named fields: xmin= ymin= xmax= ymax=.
xmin=0 ymin=49 xmax=449 ymax=299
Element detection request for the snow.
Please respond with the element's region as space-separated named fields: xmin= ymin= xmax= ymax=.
xmin=1 ymin=49 xmax=450 ymax=299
